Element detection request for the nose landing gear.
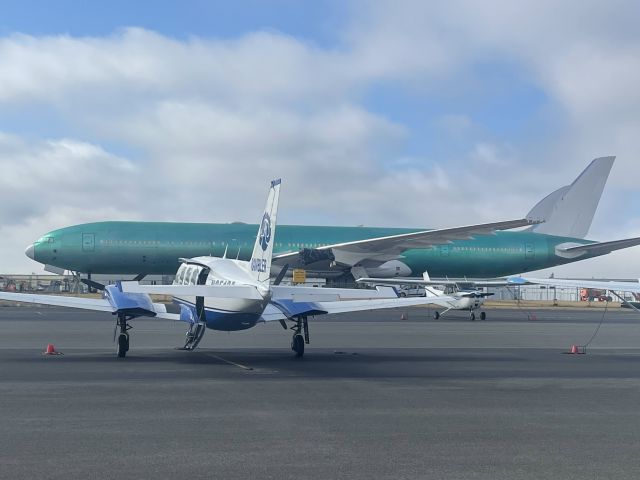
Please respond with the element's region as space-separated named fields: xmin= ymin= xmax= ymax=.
xmin=183 ymin=322 xmax=206 ymax=350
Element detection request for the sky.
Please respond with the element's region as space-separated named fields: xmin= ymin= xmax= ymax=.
xmin=1 ymin=0 xmax=640 ymax=276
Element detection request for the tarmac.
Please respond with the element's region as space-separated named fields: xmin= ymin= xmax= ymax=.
xmin=1 ymin=304 xmax=640 ymax=479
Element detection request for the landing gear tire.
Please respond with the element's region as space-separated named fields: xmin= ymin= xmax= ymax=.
xmin=433 ymin=311 xmax=440 ymax=320
xmin=470 ymin=312 xmax=476 ymax=321
xmin=117 ymin=333 xmax=129 ymax=358
xmin=115 ymin=313 xmax=132 ymax=358
xmin=480 ymin=311 xmax=486 ymax=321
xmin=291 ymin=334 xmax=305 ymax=357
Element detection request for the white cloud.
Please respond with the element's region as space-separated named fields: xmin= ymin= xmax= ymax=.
xmin=1 ymin=2 xmax=640 ymax=276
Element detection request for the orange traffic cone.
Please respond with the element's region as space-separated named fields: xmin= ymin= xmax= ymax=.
xmin=43 ymin=344 xmax=63 ymax=355
xmin=568 ymin=345 xmax=586 ymax=354
xmin=400 ymin=313 xmax=408 ymax=320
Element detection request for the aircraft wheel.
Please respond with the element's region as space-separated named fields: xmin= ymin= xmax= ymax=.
xmin=480 ymin=311 xmax=486 ymax=321
xmin=117 ymin=333 xmax=129 ymax=358
xmin=291 ymin=334 xmax=305 ymax=357
xmin=433 ymin=311 xmax=440 ymax=320
xmin=470 ymin=312 xmax=476 ymax=321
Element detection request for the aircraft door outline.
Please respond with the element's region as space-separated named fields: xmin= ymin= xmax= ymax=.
xmin=82 ymin=233 xmax=95 ymax=252
xmin=525 ymin=243 xmax=535 ymax=259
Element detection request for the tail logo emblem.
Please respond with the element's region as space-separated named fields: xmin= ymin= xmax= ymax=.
xmin=259 ymin=213 xmax=271 ymax=251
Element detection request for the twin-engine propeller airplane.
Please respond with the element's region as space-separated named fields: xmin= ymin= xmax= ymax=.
xmin=0 ymin=179 xmax=462 ymax=358
xmin=357 ymin=272 xmax=510 ymax=321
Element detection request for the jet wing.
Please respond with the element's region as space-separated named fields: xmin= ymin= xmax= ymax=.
xmin=509 ymin=276 xmax=640 ymax=293
xmin=556 ymin=236 xmax=640 ymax=258
xmin=356 ymin=277 xmax=510 ymax=287
xmin=273 ymin=218 xmax=540 ymax=267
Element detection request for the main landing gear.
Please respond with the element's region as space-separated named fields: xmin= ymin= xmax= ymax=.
xmin=115 ymin=313 xmax=133 ymax=358
xmin=433 ymin=309 xmax=486 ymax=321
xmin=290 ymin=316 xmax=309 ymax=357
xmin=469 ymin=310 xmax=487 ymax=321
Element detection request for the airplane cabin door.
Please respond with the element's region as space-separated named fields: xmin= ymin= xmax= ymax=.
xmin=525 ymin=243 xmax=535 ymax=259
xmin=82 ymin=233 xmax=95 ymax=252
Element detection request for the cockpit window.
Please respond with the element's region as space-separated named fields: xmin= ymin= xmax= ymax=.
xmin=175 ymin=265 xmax=186 ymax=285
xmin=188 ymin=266 xmax=200 ymax=285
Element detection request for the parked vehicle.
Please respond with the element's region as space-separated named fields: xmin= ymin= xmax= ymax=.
xmin=396 ymin=286 xmax=426 ymax=297
xmin=580 ymin=288 xmax=612 ymax=302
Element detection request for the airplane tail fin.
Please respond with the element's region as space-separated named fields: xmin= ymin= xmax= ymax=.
xmin=422 ymin=270 xmax=441 ymax=298
xmin=526 ymin=156 xmax=614 ymax=238
xmin=249 ymin=179 xmax=281 ymax=284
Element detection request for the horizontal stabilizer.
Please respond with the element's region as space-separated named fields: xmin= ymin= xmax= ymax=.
xmin=556 ymin=236 xmax=640 ymax=258
xmin=312 ymin=296 xmax=456 ymax=314
xmin=271 ymin=285 xmax=398 ymax=302
xmin=119 ymin=281 xmax=264 ymax=300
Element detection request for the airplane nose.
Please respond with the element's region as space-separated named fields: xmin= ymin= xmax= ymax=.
xmin=25 ymin=244 xmax=35 ymax=260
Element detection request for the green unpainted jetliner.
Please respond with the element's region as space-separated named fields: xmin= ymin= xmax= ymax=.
xmin=24 ymin=157 xmax=640 ymax=279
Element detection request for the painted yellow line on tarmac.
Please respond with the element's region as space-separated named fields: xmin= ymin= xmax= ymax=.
xmin=204 ymin=353 xmax=254 ymax=371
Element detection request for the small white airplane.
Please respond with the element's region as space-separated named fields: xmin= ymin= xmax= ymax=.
xmin=0 ymin=179 xmax=459 ymax=358
xmin=508 ymin=276 xmax=640 ymax=313
xmin=356 ymin=272 xmax=508 ymax=321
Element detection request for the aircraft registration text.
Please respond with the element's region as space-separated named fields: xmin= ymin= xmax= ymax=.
xmin=251 ymin=257 xmax=267 ymax=273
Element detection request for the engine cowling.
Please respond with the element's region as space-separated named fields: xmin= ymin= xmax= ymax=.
xmin=363 ymin=260 xmax=412 ymax=278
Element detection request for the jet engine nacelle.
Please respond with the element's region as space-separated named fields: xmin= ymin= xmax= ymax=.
xmin=363 ymin=260 xmax=412 ymax=278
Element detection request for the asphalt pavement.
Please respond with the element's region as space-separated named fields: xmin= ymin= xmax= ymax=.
xmin=1 ymin=305 xmax=640 ymax=479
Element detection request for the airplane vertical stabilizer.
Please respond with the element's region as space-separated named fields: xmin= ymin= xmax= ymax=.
xmin=249 ymin=179 xmax=281 ymax=284
xmin=421 ymin=271 xmax=442 ymax=298
xmin=526 ymin=156 xmax=615 ymax=238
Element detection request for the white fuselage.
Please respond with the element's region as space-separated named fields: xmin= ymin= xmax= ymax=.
xmin=173 ymin=257 xmax=270 ymax=330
